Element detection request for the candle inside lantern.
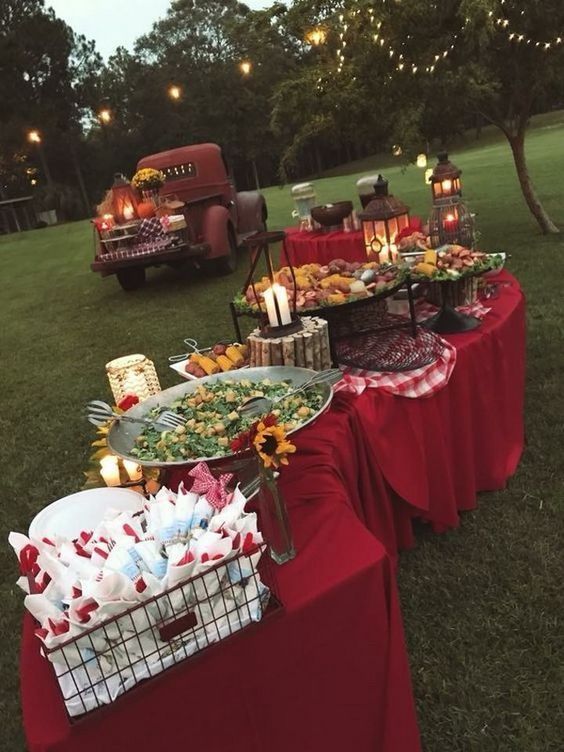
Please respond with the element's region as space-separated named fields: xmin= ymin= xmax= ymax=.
xmin=100 ymin=455 xmax=121 ymax=487
xmin=122 ymin=459 xmax=143 ymax=482
xmin=123 ymin=205 xmax=135 ymax=221
xmin=443 ymin=212 xmax=459 ymax=233
xmin=101 ymin=213 xmax=114 ymax=231
xmin=442 ymin=179 xmax=453 ymax=194
xmin=378 ymin=244 xmax=399 ymax=264
xmin=263 ymin=283 xmax=292 ymax=328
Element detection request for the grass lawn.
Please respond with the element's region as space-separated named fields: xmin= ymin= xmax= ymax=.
xmin=2 ymin=111 xmax=564 ymax=750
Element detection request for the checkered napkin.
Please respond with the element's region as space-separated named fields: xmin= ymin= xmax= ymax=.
xmin=136 ymin=217 xmax=166 ymax=241
xmin=334 ymin=296 xmax=491 ymax=399
xmin=415 ymin=299 xmax=491 ymax=322
xmin=101 ymin=237 xmax=174 ymax=263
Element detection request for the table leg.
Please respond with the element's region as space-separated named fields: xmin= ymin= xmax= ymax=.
xmin=406 ymin=280 xmax=417 ymax=337
xmin=230 ymin=301 xmax=243 ymax=343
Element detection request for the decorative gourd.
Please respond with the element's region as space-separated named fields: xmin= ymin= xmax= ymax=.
xmin=137 ymin=201 xmax=156 ymax=219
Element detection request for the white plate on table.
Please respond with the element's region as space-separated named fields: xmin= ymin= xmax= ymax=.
xmin=170 ymin=343 xmax=250 ymax=381
xmin=29 ymin=487 xmax=145 ymax=541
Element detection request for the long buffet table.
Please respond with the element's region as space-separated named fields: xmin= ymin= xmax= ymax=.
xmin=20 ymin=271 xmax=524 ymax=752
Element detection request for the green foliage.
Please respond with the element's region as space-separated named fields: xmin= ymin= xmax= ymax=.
xmin=2 ymin=0 xmax=564 ymax=220
xmin=1 ymin=115 xmax=564 ymax=748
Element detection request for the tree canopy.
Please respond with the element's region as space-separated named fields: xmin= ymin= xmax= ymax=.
xmin=1 ymin=0 xmax=563 ymax=230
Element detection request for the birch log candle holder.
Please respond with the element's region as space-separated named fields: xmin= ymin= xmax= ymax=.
xmin=247 ymin=316 xmax=332 ymax=370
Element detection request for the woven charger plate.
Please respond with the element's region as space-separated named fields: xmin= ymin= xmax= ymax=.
xmin=335 ymin=323 xmax=445 ymax=373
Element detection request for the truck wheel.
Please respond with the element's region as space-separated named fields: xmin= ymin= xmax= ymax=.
xmin=213 ymin=229 xmax=238 ymax=276
xmin=117 ymin=267 xmax=146 ymax=291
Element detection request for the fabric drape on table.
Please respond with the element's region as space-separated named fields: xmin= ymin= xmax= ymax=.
xmin=284 ymin=228 xmax=365 ymax=266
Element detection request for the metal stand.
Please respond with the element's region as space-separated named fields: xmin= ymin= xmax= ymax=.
xmin=232 ymin=230 xmax=301 ymax=342
xmin=421 ymin=280 xmax=480 ymax=334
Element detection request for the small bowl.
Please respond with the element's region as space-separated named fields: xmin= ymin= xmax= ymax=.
xmin=311 ymin=201 xmax=353 ymax=228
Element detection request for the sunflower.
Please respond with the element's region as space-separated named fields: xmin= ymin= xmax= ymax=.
xmin=253 ymin=419 xmax=296 ymax=469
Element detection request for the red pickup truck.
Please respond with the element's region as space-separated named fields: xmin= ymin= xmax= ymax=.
xmin=91 ymin=143 xmax=267 ymax=290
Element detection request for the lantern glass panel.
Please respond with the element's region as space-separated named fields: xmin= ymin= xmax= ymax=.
xmin=112 ymin=181 xmax=138 ymax=224
xmin=105 ymin=354 xmax=161 ymax=404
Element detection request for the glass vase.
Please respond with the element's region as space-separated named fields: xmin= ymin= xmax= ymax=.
xmin=257 ymin=465 xmax=296 ymax=565
xmin=141 ymin=188 xmax=160 ymax=207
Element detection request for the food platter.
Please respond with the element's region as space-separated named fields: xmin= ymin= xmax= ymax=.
xmin=408 ymin=247 xmax=505 ymax=281
xmin=170 ymin=343 xmax=250 ymax=381
xmin=107 ymin=366 xmax=334 ymax=468
xmin=234 ymin=259 xmax=407 ymax=316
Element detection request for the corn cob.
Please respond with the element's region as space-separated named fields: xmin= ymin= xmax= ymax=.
xmin=193 ymin=354 xmax=220 ymax=375
xmin=216 ymin=354 xmax=234 ymax=372
xmin=226 ymin=345 xmax=244 ymax=367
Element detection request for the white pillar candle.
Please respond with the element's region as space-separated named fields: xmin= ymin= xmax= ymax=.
xmin=122 ymin=459 xmax=143 ymax=482
xmin=100 ymin=455 xmax=121 ymax=487
xmin=264 ymin=283 xmax=292 ymax=327
xmin=378 ymin=244 xmax=398 ymax=264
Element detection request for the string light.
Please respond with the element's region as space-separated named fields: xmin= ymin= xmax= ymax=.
xmin=167 ymin=85 xmax=181 ymax=100
xmin=334 ymin=4 xmax=468 ymax=75
xmin=494 ymin=10 xmax=564 ymax=50
xmin=332 ymin=1 xmax=564 ymax=77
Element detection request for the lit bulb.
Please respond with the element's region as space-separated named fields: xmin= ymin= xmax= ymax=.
xmin=98 ymin=108 xmax=111 ymax=124
xmin=239 ymin=60 xmax=252 ymax=75
xmin=168 ymin=84 xmax=181 ymax=100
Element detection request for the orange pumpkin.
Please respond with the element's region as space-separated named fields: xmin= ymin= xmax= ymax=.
xmin=137 ymin=201 xmax=156 ymax=219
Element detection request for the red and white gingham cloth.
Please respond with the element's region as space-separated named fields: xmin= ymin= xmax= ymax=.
xmin=334 ymin=299 xmax=490 ymax=399
xmin=335 ymin=338 xmax=457 ymax=398
xmin=415 ymin=299 xmax=491 ymax=323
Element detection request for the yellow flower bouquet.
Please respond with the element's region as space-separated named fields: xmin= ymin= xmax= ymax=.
xmin=132 ymin=167 xmax=166 ymax=191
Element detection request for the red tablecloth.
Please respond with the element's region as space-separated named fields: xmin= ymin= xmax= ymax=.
xmin=284 ymin=226 xmax=365 ymax=266
xmin=19 ymin=271 xmax=523 ymax=752
xmin=285 ymin=270 xmax=525 ymax=556
xmin=21 ymin=476 xmax=421 ymax=752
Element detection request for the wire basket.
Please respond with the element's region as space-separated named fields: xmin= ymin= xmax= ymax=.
xmin=34 ymin=544 xmax=280 ymax=719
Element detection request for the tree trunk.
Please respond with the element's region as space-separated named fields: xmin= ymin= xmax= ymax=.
xmin=251 ymin=159 xmax=260 ymax=190
xmin=70 ymin=141 xmax=91 ymax=217
xmin=508 ymin=131 xmax=559 ymax=234
xmin=37 ymin=145 xmax=54 ymax=190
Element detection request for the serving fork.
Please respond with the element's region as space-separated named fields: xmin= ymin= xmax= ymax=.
xmin=86 ymin=400 xmax=186 ymax=431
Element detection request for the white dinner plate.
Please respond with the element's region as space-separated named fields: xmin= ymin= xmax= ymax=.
xmin=29 ymin=487 xmax=145 ymax=541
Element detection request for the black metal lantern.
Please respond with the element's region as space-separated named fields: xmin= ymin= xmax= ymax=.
xmin=358 ymin=175 xmax=410 ymax=263
xmin=428 ymin=202 xmax=475 ymax=248
xmin=430 ymin=152 xmax=462 ymax=204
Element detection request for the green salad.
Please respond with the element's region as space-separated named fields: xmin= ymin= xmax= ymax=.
xmin=131 ymin=378 xmax=325 ymax=462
